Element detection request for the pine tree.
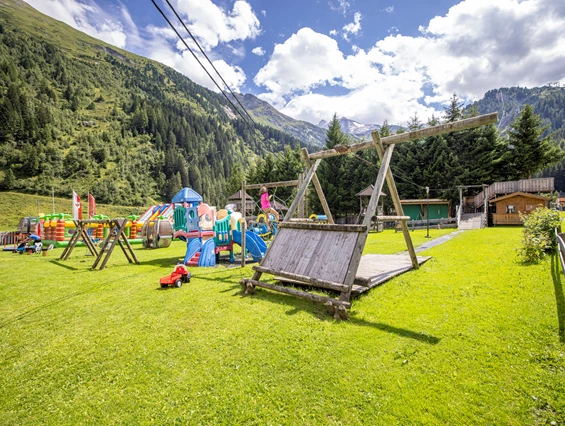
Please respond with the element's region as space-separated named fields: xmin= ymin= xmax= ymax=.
xmin=506 ymin=104 xmax=564 ymax=178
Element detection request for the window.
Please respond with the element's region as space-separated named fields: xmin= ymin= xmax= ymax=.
xmin=506 ymin=205 xmax=515 ymax=214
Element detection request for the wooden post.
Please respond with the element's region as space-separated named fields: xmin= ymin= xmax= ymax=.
xmin=283 ymin=158 xmax=322 ymax=222
xmin=241 ymin=180 xmax=246 ymax=268
xmin=373 ymin=134 xmax=419 ymax=269
xmin=300 ymin=148 xmax=334 ymax=224
xmin=298 ymin=173 xmax=305 ymax=218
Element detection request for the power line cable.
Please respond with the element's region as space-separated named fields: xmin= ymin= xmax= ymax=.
xmin=150 ymin=0 xmax=255 ymax=130
xmin=163 ymin=0 xmax=257 ymax=126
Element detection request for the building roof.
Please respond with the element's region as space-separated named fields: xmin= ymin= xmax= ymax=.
xmin=356 ymin=185 xmax=387 ymax=197
xmin=228 ymin=190 xmax=254 ymax=200
xmin=490 ymin=192 xmax=551 ymax=203
xmin=172 ymin=187 xmax=203 ymax=203
xmin=400 ymin=199 xmax=449 ymax=204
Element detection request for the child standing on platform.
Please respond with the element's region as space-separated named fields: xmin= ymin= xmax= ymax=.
xmin=260 ymin=186 xmax=280 ymax=227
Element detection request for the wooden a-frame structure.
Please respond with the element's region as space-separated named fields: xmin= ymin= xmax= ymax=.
xmin=59 ymin=219 xmax=139 ymax=270
xmin=240 ymin=113 xmax=498 ymax=319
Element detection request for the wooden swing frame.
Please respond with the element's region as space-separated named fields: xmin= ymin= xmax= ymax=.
xmin=240 ymin=113 xmax=498 ymax=318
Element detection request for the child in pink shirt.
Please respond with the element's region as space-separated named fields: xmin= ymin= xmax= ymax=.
xmin=260 ymin=186 xmax=280 ymax=227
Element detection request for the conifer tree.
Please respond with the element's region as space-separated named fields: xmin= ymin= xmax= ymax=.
xmin=506 ymin=104 xmax=564 ymax=178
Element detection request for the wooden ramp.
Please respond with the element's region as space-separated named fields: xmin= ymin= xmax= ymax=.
xmin=277 ymin=254 xmax=430 ymax=295
xmin=353 ymin=254 xmax=430 ymax=294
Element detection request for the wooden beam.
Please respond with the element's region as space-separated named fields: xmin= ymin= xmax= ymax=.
xmin=301 ymin=148 xmax=334 ymax=224
xmin=241 ymin=180 xmax=246 ymax=268
xmin=374 ymin=215 xmax=410 ymax=221
xmin=244 ymin=180 xmax=300 ymax=190
xmin=283 ymin=158 xmax=321 ymax=221
xmin=373 ymin=135 xmax=419 ymax=269
xmin=253 ymin=266 xmax=350 ymax=292
xmin=362 ymin=141 xmax=393 ymax=229
xmin=278 ymin=222 xmax=367 ymax=232
xmin=309 ymin=113 xmax=498 ymax=160
xmin=240 ymin=279 xmax=351 ymax=308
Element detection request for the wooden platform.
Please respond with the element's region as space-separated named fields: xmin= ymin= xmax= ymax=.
xmin=277 ymin=253 xmax=430 ymax=296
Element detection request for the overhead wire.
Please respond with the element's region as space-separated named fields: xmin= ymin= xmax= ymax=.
xmin=150 ymin=0 xmax=256 ymax=130
xmin=163 ymin=0 xmax=257 ymax=127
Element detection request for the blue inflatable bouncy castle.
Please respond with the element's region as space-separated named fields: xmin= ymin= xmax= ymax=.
xmin=172 ymin=188 xmax=267 ymax=267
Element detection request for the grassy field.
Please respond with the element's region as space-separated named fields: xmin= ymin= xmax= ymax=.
xmin=0 ymin=227 xmax=563 ymax=425
xmin=0 ymin=191 xmax=144 ymax=231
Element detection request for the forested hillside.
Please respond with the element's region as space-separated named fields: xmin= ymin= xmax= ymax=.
xmin=468 ymin=85 xmax=565 ymax=189
xmin=0 ymin=0 xmax=305 ymax=206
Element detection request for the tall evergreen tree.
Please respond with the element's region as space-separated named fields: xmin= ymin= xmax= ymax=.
xmin=506 ymin=104 xmax=564 ymax=178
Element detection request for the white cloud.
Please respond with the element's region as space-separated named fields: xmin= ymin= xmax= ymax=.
xmin=382 ymin=6 xmax=394 ymax=14
xmin=261 ymin=10 xmax=266 ymax=17
xmin=255 ymin=0 xmax=565 ymax=125
xmin=329 ymin=29 xmax=338 ymax=36
xmin=329 ymin=0 xmax=350 ymax=17
xmin=252 ymin=46 xmax=266 ymax=56
xmin=342 ymin=11 xmax=362 ymax=41
xmin=23 ymin=0 xmax=128 ymax=48
xmin=388 ymin=26 xmax=399 ymax=34
xmin=168 ymin=0 xmax=261 ymax=50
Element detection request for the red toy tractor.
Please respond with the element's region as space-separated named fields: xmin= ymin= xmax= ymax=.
xmin=159 ymin=264 xmax=191 ymax=288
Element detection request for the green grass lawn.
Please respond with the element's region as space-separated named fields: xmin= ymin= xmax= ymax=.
xmin=0 ymin=228 xmax=563 ymax=425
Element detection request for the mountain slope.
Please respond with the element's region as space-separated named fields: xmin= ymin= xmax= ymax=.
xmin=231 ymin=93 xmax=327 ymax=148
xmin=0 ymin=0 xmax=305 ymax=206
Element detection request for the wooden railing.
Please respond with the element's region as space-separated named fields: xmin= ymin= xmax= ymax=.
xmin=473 ymin=178 xmax=555 ymax=207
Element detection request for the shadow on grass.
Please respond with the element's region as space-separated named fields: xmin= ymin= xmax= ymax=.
xmin=0 ymin=290 xmax=89 ymax=329
xmin=348 ymin=316 xmax=440 ymax=345
xmin=550 ymin=252 xmax=565 ymax=343
xmin=249 ymin=288 xmax=441 ymax=344
xmin=49 ymin=260 xmax=79 ymax=271
xmin=141 ymin=256 xmax=185 ymax=268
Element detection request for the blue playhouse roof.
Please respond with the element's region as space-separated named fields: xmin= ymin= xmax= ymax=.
xmin=172 ymin=187 xmax=203 ymax=203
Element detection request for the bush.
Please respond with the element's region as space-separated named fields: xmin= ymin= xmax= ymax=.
xmin=519 ymin=207 xmax=561 ymax=263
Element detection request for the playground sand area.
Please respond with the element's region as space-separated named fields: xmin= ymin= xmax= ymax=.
xmin=1 ymin=228 xmax=563 ymax=425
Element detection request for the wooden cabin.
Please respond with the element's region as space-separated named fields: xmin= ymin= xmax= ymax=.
xmin=227 ymin=190 xmax=255 ymax=215
xmin=400 ymin=199 xmax=451 ymax=221
xmin=490 ymin=192 xmax=550 ymax=225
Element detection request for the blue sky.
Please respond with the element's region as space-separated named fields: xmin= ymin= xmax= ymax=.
xmin=22 ymin=0 xmax=565 ymax=126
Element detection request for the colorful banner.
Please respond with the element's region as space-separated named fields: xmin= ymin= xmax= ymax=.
xmin=88 ymin=193 xmax=96 ymax=219
xmin=72 ymin=191 xmax=82 ymax=220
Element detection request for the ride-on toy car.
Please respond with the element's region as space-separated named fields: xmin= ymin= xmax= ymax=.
xmin=159 ymin=264 xmax=191 ymax=288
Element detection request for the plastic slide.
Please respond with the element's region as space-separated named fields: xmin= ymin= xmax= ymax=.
xmin=232 ymin=230 xmax=267 ymax=262
xmin=139 ymin=206 xmax=156 ymax=223
xmin=198 ymin=239 xmax=216 ymax=267
xmin=183 ymin=238 xmax=202 ymax=265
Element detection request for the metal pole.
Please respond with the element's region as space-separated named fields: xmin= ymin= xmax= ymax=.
xmin=425 ymin=186 xmax=430 ymax=238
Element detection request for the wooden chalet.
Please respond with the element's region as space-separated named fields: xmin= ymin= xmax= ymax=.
xmin=227 ymin=190 xmax=255 ymax=215
xmin=490 ymin=192 xmax=550 ymax=225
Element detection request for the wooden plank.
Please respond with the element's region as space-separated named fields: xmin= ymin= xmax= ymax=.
xmin=283 ymin=158 xmax=321 ymax=221
xmin=373 ymin=136 xmax=419 ymax=269
xmin=278 ymin=222 xmax=367 ymax=232
xmin=309 ymin=113 xmax=498 ymax=160
xmin=301 ymin=148 xmax=334 ymax=224
xmin=244 ymin=180 xmax=299 ymax=190
xmin=253 ymin=266 xmax=349 ymax=292
xmin=241 ymin=279 xmax=351 ymax=308
xmin=261 ymin=227 xmax=359 ymax=284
